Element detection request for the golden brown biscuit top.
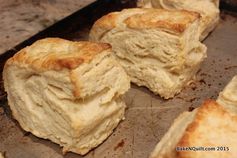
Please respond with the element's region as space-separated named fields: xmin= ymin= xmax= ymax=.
xmin=125 ymin=9 xmax=199 ymax=32
xmin=138 ymin=0 xmax=219 ymax=8
xmin=93 ymin=8 xmax=200 ymax=34
xmin=177 ymin=100 xmax=237 ymax=158
xmin=7 ymin=38 xmax=111 ymax=71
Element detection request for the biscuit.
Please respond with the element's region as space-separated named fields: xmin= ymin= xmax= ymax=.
xmin=90 ymin=8 xmax=207 ymax=99
xmin=3 ymin=38 xmax=130 ymax=155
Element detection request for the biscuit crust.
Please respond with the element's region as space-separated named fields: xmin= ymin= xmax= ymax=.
xmin=7 ymin=38 xmax=111 ymax=71
xmin=177 ymin=100 xmax=237 ymax=158
xmin=92 ymin=8 xmax=200 ymax=37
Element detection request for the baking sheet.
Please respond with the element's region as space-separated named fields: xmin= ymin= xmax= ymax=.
xmin=0 ymin=1 xmax=237 ymax=158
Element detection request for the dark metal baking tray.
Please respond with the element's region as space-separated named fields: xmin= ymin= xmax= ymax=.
xmin=0 ymin=0 xmax=237 ymax=158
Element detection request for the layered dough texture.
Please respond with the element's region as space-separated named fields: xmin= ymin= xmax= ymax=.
xmin=3 ymin=38 xmax=130 ymax=155
xmin=137 ymin=0 xmax=220 ymax=40
xmin=90 ymin=8 xmax=207 ymax=99
xmin=217 ymin=75 xmax=237 ymax=113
